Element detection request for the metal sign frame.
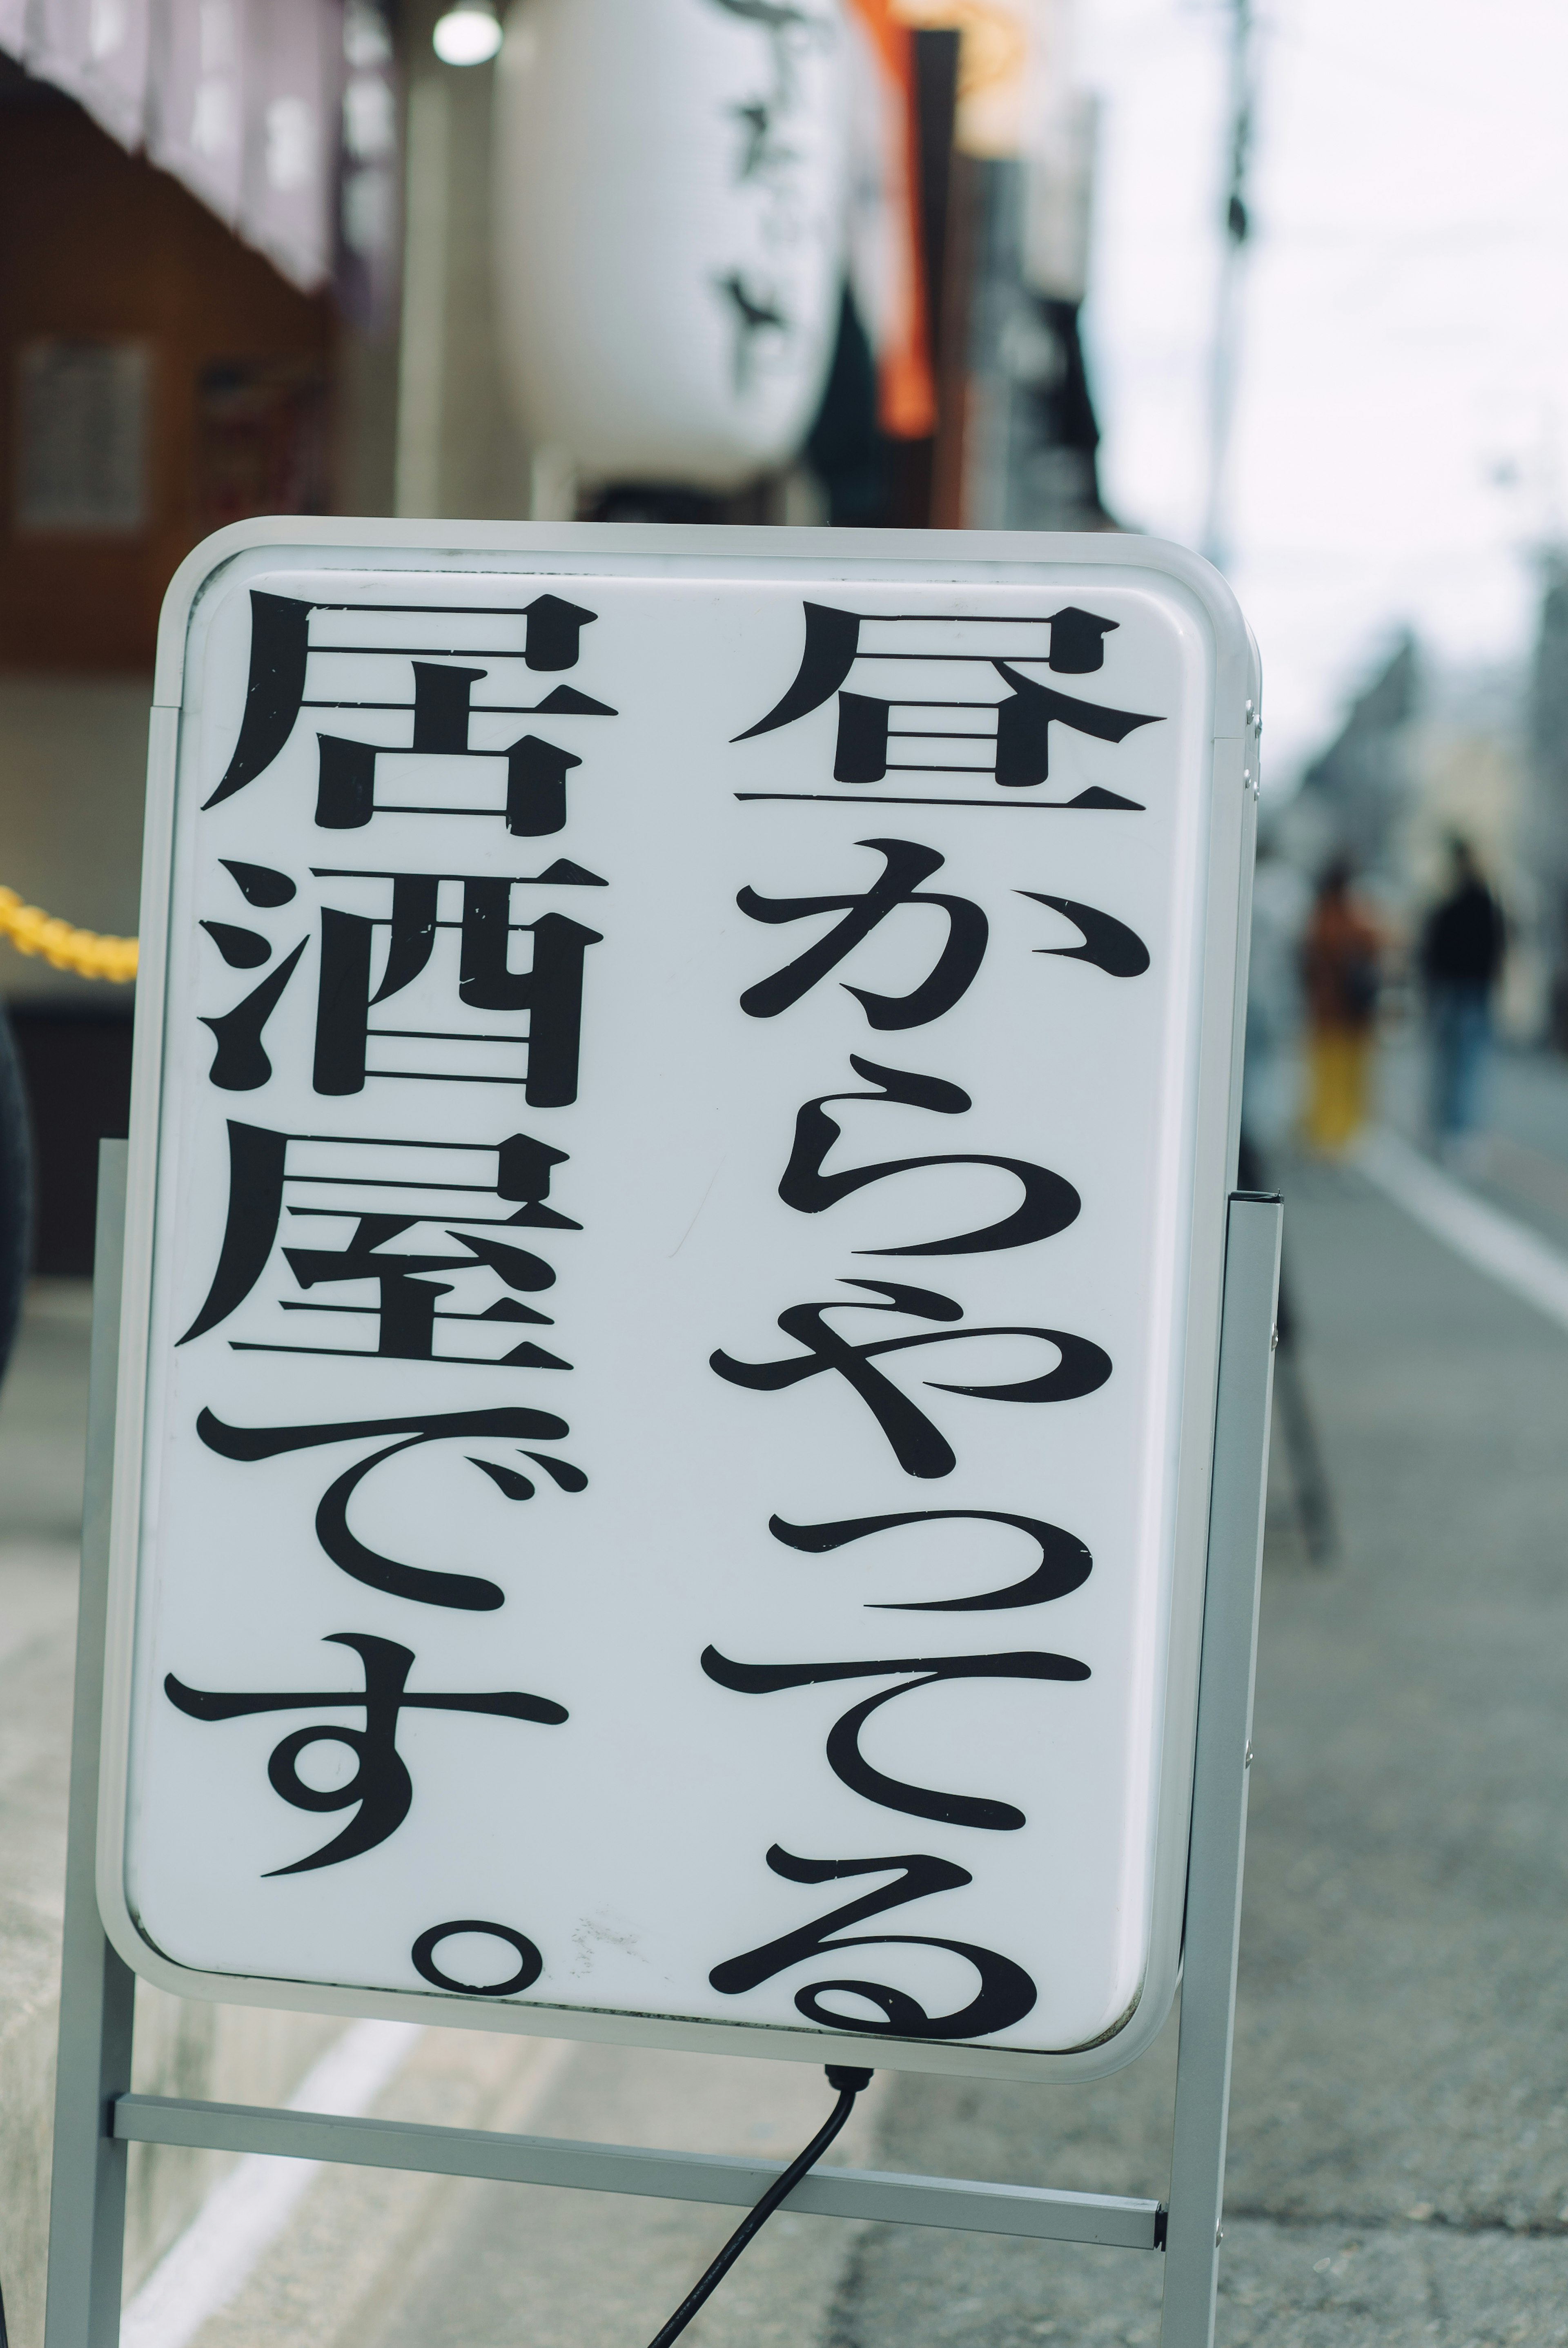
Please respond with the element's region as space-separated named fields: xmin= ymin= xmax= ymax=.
xmin=45 ymin=1148 xmax=1279 ymax=2348
xmin=96 ymin=519 xmax=1261 ymax=2082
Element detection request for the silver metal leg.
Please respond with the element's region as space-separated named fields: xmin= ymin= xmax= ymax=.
xmin=1160 ymin=1193 xmax=1283 ymax=2348
xmin=44 ymin=1143 xmax=136 ymax=2348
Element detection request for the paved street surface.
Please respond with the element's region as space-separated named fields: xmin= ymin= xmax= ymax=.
xmin=2 ymin=1051 xmax=1566 ymax=2348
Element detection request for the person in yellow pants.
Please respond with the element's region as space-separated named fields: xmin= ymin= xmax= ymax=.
xmin=1300 ymin=858 xmax=1382 ymax=1154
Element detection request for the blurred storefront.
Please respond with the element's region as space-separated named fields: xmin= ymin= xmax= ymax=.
xmin=0 ymin=0 xmax=398 ymax=1268
xmin=897 ymin=0 xmax=1109 ymax=532
xmin=1 ymin=0 xmax=1107 ymax=1271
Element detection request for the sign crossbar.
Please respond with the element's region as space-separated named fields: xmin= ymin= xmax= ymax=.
xmin=111 ymin=2093 xmax=1164 ymax=2249
xmin=45 ymin=1147 xmax=1280 ymax=2348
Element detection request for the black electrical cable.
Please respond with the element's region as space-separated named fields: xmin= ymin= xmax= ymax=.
xmin=644 ymin=2065 xmax=875 ymax=2348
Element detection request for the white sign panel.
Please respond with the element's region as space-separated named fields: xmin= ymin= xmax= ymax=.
xmin=101 ymin=523 xmax=1258 ymax=2083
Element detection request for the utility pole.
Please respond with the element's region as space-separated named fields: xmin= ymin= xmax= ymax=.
xmin=1200 ymin=0 xmax=1254 ymax=572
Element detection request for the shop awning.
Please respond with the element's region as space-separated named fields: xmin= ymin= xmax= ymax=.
xmin=0 ymin=0 xmax=396 ymax=304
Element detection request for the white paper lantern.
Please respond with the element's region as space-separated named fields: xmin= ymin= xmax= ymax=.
xmin=493 ymin=0 xmax=849 ymax=488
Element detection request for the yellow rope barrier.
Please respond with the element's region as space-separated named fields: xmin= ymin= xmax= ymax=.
xmin=0 ymin=887 xmax=138 ymax=983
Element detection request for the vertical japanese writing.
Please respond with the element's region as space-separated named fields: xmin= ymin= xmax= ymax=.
xmin=127 ymin=553 xmax=1225 ymax=2057
xmin=707 ymin=597 xmax=1160 ymax=2044
xmin=167 ymin=583 xmax=619 ymax=1987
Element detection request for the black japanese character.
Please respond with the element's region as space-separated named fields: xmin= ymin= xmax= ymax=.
xmin=710 ymin=1279 xmax=1112 ymax=1478
xmin=734 ymin=604 xmax=1127 ymax=745
xmin=180 ymin=1122 xmax=577 ymax=1347
xmin=739 ymin=840 xmax=986 ymax=1027
xmin=205 ymin=590 xmax=607 ymax=812
xmin=702 ymin=1647 xmax=1088 ymax=1830
xmin=709 ymin=1845 xmax=1038 ymax=2040
xmin=196 ymin=865 xmax=603 ymax=1103
xmin=780 ymin=1056 xmax=1079 ymax=1253
xmin=768 ymin=1507 xmax=1092 ymax=1612
xmin=197 ymin=1405 xmax=586 ymax=1611
xmin=731 ymin=602 xmax=1160 ymax=804
xmin=166 ymin=1631 xmax=567 ymax=1873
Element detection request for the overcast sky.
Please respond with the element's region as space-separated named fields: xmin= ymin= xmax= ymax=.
xmin=1078 ymin=0 xmax=1568 ymax=784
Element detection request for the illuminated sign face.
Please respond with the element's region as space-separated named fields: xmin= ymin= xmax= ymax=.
xmin=102 ymin=524 xmax=1256 ymax=2082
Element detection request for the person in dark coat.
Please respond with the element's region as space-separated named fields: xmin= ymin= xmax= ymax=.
xmin=1419 ymin=835 xmax=1506 ymax=1161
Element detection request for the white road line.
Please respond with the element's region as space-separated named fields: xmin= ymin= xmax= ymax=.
xmin=120 ymin=2020 xmax=422 ymax=2348
xmin=120 ymin=2023 xmax=581 ymax=2348
xmin=1356 ymin=1128 xmax=1568 ymax=1335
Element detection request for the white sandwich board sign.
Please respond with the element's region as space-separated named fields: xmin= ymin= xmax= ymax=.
xmin=99 ymin=521 xmax=1259 ymax=2083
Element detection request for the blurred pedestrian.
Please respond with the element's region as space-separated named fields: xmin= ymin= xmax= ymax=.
xmin=1419 ymin=834 xmax=1506 ymax=1168
xmin=1300 ymin=857 xmax=1382 ymax=1154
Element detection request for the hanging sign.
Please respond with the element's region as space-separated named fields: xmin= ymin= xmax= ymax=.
xmin=22 ymin=0 xmax=153 ymax=152
xmin=493 ymin=0 xmax=849 ymax=488
xmin=100 ymin=521 xmax=1258 ymax=2082
xmin=147 ymin=0 xmax=248 ymax=227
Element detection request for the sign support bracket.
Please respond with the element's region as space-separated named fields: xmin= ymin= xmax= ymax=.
xmin=44 ymin=1147 xmax=1279 ymax=2348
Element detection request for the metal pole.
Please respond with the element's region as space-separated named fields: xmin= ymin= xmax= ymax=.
xmin=44 ymin=1142 xmax=136 ymax=2348
xmin=1160 ymin=1191 xmax=1282 ymax=2348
